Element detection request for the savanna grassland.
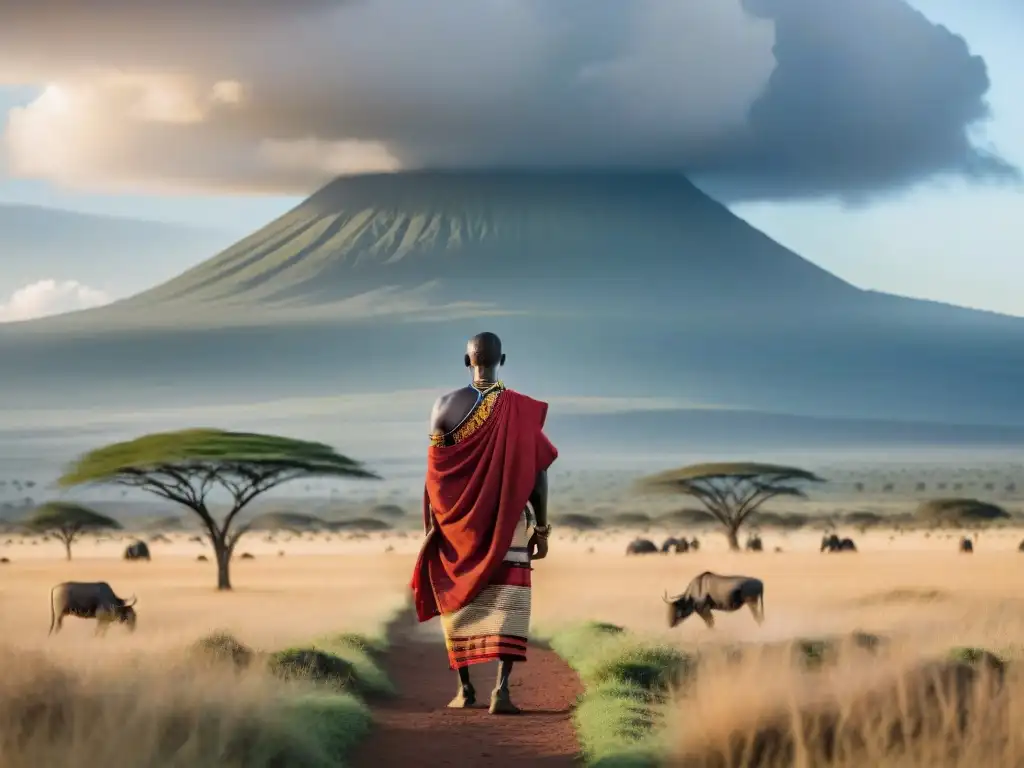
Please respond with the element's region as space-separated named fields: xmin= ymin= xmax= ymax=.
xmin=2 ymin=458 xmax=1024 ymax=766
xmin=0 ymin=544 xmax=412 ymax=768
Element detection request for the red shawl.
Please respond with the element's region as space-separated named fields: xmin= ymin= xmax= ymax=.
xmin=410 ymin=389 xmax=558 ymax=622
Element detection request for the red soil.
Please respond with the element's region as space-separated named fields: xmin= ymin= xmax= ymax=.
xmin=353 ymin=612 xmax=583 ymax=767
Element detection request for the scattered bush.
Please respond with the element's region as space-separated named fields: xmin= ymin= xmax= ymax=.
xmin=916 ymin=498 xmax=1009 ymax=526
xmin=752 ymin=512 xmax=808 ymax=530
xmin=327 ymin=518 xmax=391 ymax=532
xmin=556 ymin=513 xmax=603 ymax=530
xmin=609 ymin=512 xmax=651 ymax=527
xmin=248 ymin=511 xmax=326 ymax=533
xmin=843 ymin=510 xmax=885 ymax=527
xmin=267 ymin=648 xmax=358 ymax=689
xmin=189 ymin=631 xmax=257 ymax=669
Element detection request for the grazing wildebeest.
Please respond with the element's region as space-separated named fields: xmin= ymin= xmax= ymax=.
xmin=821 ymin=534 xmax=857 ymax=552
xmin=959 ymin=537 xmax=974 ymax=553
xmin=661 ymin=537 xmax=689 ymax=554
xmin=123 ymin=540 xmax=151 ymax=561
xmin=745 ymin=535 xmax=763 ymax=552
xmin=49 ymin=581 xmax=137 ymax=635
xmin=689 ymin=538 xmax=700 ymax=551
xmin=663 ymin=572 xmax=764 ymax=629
xmin=626 ymin=538 xmax=658 ymax=555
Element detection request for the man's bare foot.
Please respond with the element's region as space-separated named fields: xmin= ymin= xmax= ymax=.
xmin=447 ymin=684 xmax=475 ymax=708
xmin=488 ymin=687 xmax=521 ymax=715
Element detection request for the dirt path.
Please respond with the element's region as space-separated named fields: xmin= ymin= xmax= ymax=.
xmin=353 ymin=610 xmax=583 ymax=767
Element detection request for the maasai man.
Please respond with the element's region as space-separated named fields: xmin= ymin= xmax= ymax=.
xmin=411 ymin=331 xmax=557 ymax=715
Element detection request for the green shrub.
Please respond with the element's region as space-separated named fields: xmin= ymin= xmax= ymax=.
xmin=948 ymin=646 xmax=1006 ymax=672
xmin=189 ymin=631 xmax=256 ymax=669
xmin=548 ymin=622 xmax=686 ymax=766
xmin=266 ymin=648 xmax=359 ymax=689
xmin=313 ymin=634 xmax=395 ymax=698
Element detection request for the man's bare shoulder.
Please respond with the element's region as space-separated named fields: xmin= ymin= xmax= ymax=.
xmin=430 ymin=386 xmax=476 ymax=434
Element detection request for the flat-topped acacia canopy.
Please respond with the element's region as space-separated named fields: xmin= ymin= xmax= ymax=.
xmin=26 ymin=501 xmax=120 ymax=530
xmin=638 ymin=462 xmax=823 ymax=488
xmin=58 ymin=429 xmax=379 ymax=487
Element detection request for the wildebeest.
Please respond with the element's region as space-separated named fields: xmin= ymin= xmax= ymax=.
xmin=123 ymin=540 xmax=151 ymax=561
xmin=49 ymin=581 xmax=137 ymax=635
xmin=745 ymin=535 xmax=763 ymax=552
xmin=663 ymin=571 xmax=764 ymax=629
xmin=959 ymin=537 xmax=974 ymax=553
xmin=660 ymin=537 xmax=689 ymax=554
xmin=821 ymin=534 xmax=857 ymax=552
xmin=626 ymin=538 xmax=658 ymax=555
xmin=689 ymin=538 xmax=700 ymax=551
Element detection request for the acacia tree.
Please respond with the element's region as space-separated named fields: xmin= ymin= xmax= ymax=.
xmin=58 ymin=429 xmax=379 ymax=589
xmin=24 ymin=502 xmax=121 ymax=560
xmin=638 ymin=462 xmax=823 ymax=550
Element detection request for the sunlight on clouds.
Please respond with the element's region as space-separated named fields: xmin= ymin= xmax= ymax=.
xmin=3 ymin=71 xmax=399 ymax=193
xmin=0 ymin=279 xmax=111 ymax=323
xmin=258 ymin=138 xmax=402 ymax=176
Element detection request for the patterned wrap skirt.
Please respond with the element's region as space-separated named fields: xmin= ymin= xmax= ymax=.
xmin=440 ymin=508 xmax=533 ymax=669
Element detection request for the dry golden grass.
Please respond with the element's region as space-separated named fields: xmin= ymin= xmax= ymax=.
xmin=0 ymin=646 xmax=368 ymax=768
xmin=669 ymin=646 xmax=1017 ymax=767
xmin=0 ymin=552 xmax=411 ymax=651
xmin=4 ymin=524 xmax=1024 ymax=766
xmin=529 ymin=527 xmax=1024 ymax=767
xmin=0 ymin=551 xmax=412 ymax=767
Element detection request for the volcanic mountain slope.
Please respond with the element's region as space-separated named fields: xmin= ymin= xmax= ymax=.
xmin=2 ymin=171 xmax=1023 ymax=429
xmin=115 ymin=171 xmax=856 ymax=316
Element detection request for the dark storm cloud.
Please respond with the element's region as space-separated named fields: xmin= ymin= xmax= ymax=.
xmin=694 ymin=0 xmax=1016 ymax=200
xmin=0 ymin=0 xmax=1012 ymax=199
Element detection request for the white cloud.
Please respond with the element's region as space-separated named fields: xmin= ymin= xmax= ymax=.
xmin=0 ymin=279 xmax=111 ymax=323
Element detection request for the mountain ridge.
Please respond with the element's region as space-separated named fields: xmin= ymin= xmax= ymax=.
xmin=0 ymin=203 xmax=234 ymax=301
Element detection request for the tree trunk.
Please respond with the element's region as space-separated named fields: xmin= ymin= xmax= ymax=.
xmin=726 ymin=526 xmax=741 ymax=552
xmin=213 ymin=540 xmax=232 ymax=590
xmin=64 ymin=539 xmax=72 ymax=561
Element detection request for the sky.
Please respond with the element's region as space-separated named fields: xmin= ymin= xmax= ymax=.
xmin=0 ymin=0 xmax=1021 ymax=319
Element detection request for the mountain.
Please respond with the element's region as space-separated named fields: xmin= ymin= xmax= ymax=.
xmin=0 ymin=204 xmax=234 ymax=299
xmin=1 ymin=171 xmax=1023 ymax=434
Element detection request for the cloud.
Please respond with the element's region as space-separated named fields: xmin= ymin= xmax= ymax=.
xmin=0 ymin=0 xmax=1014 ymax=200
xmin=0 ymin=280 xmax=111 ymax=323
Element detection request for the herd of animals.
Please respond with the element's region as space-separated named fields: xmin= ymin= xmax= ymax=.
xmin=24 ymin=527 xmax=1002 ymax=638
xmin=626 ymin=532 xmax=987 ymax=555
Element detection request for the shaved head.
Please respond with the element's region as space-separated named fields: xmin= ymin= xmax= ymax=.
xmin=465 ymin=332 xmax=504 ymax=369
